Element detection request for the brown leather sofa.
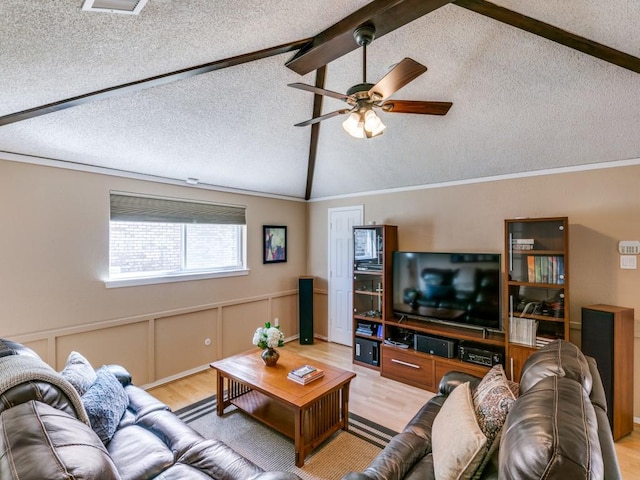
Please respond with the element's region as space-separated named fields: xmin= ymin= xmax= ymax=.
xmin=0 ymin=339 xmax=300 ymax=480
xmin=343 ymin=340 xmax=622 ymax=480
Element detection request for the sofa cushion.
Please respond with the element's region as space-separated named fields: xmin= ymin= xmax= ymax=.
xmin=433 ymin=382 xmax=487 ymax=480
xmin=404 ymin=453 xmax=435 ymax=480
xmin=108 ymin=423 xmax=176 ymax=479
xmin=0 ymin=400 xmax=120 ymax=480
xmin=499 ymin=375 xmax=603 ymax=479
xmin=61 ymin=350 xmax=97 ymax=396
xmin=82 ymin=366 xmax=128 ymax=444
xmin=519 ymin=340 xmax=592 ymax=394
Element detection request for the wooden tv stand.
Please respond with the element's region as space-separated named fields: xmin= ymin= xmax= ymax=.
xmin=382 ymin=318 xmax=505 ymax=391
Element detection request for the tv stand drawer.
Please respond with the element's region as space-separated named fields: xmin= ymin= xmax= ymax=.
xmin=381 ymin=347 xmax=434 ymax=390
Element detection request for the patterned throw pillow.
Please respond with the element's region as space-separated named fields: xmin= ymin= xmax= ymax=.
xmin=472 ymin=364 xmax=517 ymax=444
xmin=60 ymin=351 xmax=97 ymax=396
xmin=81 ymin=367 xmax=128 ymax=444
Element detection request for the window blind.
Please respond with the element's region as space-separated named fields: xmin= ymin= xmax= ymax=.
xmin=110 ymin=193 xmax=246 ymax=225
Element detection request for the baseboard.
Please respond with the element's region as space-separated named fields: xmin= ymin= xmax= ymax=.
xmin=141 ymin=364 xmax=210 ymax=389
xmin=635 ymin=416 xmax=640 ymax=425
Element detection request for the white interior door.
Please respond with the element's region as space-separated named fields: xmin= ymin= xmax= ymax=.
xmin=328 ymin=206 xmax=363 ymax=345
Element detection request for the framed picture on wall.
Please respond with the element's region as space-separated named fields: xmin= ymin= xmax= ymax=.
xmin=263 ymin=225 xmax=287 ymax=264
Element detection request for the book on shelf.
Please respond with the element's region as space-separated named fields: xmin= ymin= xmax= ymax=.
xmin=512 ymin=238 xmax=535 ymax=250
xmin=509 ymin=316 xmax=538 ymax=347
xmin=287 ymin=367 xmax=324 ymax=385
xmin=526 ymin=255 xmax=565 ymax=284
xmin=535 ymin=334 xmax=558 ymax=348
xmin=356 ymin=327 xmax=374 ymax=336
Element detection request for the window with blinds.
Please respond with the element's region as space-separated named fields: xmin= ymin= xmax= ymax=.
xmin=109 ymin=192 xmax=247 ymax=283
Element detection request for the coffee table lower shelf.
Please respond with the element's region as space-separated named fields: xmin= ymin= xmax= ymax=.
xmin=229 ymin=388 xmax=296 ymax=439
xmin=219 ymin=378 xmax=349 ymax=467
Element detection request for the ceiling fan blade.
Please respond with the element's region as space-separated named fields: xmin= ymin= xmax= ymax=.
xmin=294 ymin=108 xmax=351 ymax=127
xmin=381 ymin=100 xmax=452 ymax=115
xmin=368 ymin=58 xmax=427 ymax=100
xmin=288 ymin=83 xmax=351 ymax=102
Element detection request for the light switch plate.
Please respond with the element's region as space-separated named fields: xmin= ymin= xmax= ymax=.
xmin=620 ymin=255 xmax=637 ymax=269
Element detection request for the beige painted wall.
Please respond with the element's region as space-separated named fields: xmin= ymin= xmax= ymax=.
xmin=3 ymin=158 xmax=640 ymax=417
xmin=307 ymin=164 xmax=640 ymax=417
xmin=1 ymin=159 xmax=307 ymax=384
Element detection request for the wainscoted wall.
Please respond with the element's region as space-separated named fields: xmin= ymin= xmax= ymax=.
xmin=11 ymin=290 xmax=313 ymax=386
xmin=1 ymin=159 xmax=309 ymax=386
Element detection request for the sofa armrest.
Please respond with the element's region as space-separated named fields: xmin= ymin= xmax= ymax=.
xmin=342 ymin=474 xmax=372 ymax=480
xmin=587 ymin=357 xmax=623 ymax=479
xmin=438 ymin=371 xmax=482 ymax=396
xmin=0 ymin=401 xmax=121 ymax=480
xmin=355 ymin=432 xmax=430 ymax=480
xmin=105 ymin=364 xmax=132 ymax=386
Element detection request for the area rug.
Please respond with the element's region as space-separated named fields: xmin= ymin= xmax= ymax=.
xmin=175 ymin=396 xmax=397 ymax=480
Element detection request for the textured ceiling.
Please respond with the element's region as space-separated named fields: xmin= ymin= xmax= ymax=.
xmin=1 ymin=1 xmax=639 ymax=199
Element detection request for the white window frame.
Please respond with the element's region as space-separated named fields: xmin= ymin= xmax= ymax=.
xmin=105 ymin=192 xmax=248 ymax=288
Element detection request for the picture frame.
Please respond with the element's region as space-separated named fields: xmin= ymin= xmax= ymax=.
xmin=263 ymin=225 xmax=287 ymax=264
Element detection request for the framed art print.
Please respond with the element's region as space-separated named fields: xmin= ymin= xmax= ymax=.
xmin=263 ymin=225 xmax=287 ymax=263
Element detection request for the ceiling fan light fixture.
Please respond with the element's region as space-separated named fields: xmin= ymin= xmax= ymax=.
xmin=364 ymin=110 xmax=386 ymax=137
xmin=342 ymin=112 xmax=365 ymax=138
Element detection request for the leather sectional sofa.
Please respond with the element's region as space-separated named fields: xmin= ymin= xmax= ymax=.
xmin=0 ymin=339 xmax=300 ymax=480
xmin=344 ymin=340 xmax=622 ymax=480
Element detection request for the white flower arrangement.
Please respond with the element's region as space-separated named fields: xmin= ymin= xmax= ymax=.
xmin=252 ymin=322 xmax=284 ymax=350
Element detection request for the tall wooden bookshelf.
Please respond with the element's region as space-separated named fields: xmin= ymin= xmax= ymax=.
xmin=352 ymin=225 xmax=397 ymax=370
xmin=504 ymin=217 xmax=569 ymax=381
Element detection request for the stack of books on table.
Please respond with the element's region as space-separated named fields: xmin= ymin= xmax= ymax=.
xmin=287 ymin=365 xmax=324 ymax=385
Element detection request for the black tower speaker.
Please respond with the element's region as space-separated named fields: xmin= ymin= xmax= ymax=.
xmin=581 ymin=304 xmax=634 ymax=440
xmin=582 ymin=307 xmax=614 ymax=426
xmin=299 ymin=276 xmax=314 ymax=344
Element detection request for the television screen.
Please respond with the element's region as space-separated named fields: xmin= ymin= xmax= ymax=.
xmin=354 ymin=229 xmax=379 ymax=262
xmin=392 ymin=251 xmax=502 ymax=331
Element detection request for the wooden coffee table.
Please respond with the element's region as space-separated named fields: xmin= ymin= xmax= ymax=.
xmin=210 ymin=349 xmax=356 ymax=467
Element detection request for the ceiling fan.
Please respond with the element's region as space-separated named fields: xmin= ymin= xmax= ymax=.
xmin=288 ymin=25 xmax=452 ymax=139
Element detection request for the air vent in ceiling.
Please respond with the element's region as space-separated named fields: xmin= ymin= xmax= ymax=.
xmin=82 ymin=0 xmax=149 ymax=15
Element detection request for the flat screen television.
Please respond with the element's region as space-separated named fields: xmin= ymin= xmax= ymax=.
xmin=392 ymin=251 xmax=502 ymax=332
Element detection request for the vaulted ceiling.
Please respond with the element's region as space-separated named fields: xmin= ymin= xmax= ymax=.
xmin=2 ymin=1 xmax=639 ymax=200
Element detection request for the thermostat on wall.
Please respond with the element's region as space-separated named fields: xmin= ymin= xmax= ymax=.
xmin=618 ymin=241 xmax=640 ymax=255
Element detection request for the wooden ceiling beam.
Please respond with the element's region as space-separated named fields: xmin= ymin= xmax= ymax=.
xmin=0 ymin=39 xmax=310 ymax=127
xmin=304 ymin=66 xmax=327 ymax=200
xmin=285 ymin=0 xmax=453 ymax=76
xmin=454 ymin=0 xmax=640 ymax=74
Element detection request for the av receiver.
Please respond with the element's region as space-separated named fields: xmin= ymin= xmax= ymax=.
xmin=458 ymin=341 xmax=504 ymax=367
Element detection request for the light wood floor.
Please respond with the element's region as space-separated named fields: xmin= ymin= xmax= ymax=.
xmin=148 ymin=340 xmax=640 ymax=478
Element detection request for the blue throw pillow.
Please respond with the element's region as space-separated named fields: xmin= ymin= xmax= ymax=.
xmin=60 ymin=351 xmax=97 ymax=396
xmin=81 ymin=366 xmax=128 ymax=444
